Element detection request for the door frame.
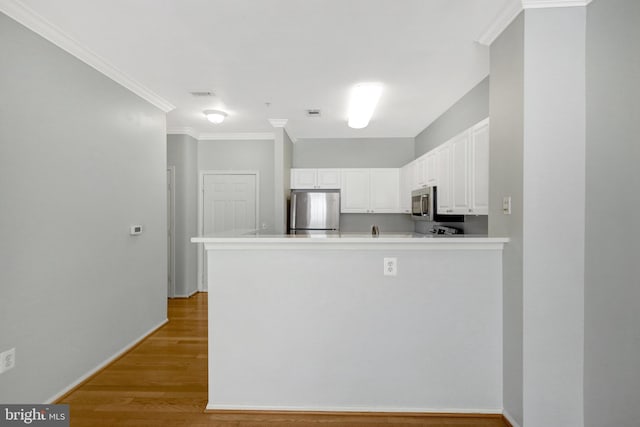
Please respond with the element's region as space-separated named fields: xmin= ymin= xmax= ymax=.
xmin=167 ymin=166 xmax=176 ymax=298
xmin=197 ymin=170 xmax=260 ymax=291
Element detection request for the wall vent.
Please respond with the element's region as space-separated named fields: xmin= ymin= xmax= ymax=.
xmin=190 ymin=91 xmax=215 ymax=97
xmin=305 ymin=109 xmax=322 ymax=117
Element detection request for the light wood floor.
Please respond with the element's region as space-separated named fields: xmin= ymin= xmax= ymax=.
xmin=57 ymin=293 xmax=509 ymax=427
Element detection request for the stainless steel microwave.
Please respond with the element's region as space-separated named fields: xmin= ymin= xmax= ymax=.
xmin=411 ymin=186 xmax=465 ymax=222
xmin=411 ymin=187 xmax=434 ymax=220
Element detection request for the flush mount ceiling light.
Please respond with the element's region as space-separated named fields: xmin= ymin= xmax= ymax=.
xmin=203 ymin=109 xmax=227 ymax=124
xmin=347 ymin=83 xmax=383 ymax=129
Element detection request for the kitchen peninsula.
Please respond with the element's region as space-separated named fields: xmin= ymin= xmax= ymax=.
xmin=192 ymin=232 xmax=508 ymax=414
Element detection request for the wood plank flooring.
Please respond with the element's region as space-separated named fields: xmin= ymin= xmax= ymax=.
xmin=57 ymin=293 xmax=508 ymax=427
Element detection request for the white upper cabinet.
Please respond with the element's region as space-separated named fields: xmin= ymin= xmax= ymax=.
xmin=469 ymin=119 xmax=490 ymax=215
xmin=436 ymin=143 xmax=453 ymax=213
xmin=399 ymin=161 xmax=416 ymax=214
xmin=369 ymin=169 xmax=400 ymax=213
xmin=416 ymin=155 xmax=427 ymax=188
xmin=425 ymin=151 xmax=437 ymax=186
xmin=340 ymin=169 xmax=371 ymax=212
xmin=341 ymin=168 xmax=400 ymax=213
xmin=291 ymin=168 xmax=341 ymax=189
xmin=451 ymin=131 xmax=471 ymax=213
xmin=432 ymin=118 xmax=490 ymax=216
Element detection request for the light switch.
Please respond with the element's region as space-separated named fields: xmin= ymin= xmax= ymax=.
xmin=502 ymin=197 xmax=512 ymax=215
xmin=130 ymin=225 xmax=143 ymax=235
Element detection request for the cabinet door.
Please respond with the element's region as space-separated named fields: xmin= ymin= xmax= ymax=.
xmin=469 ymin=120 xmax=489 ymax=215
xmin=316 ymin=169 xmax=341 ymax=189
xmin=290 ymin=169 xmax=317 ymax=189
xmin=399 ymin=163 xmax=413 ymax=214
xmin=341 ymin=169 xmax=370 ymax=213
xmin=370 ymin=169 xmax=400 ymax=213
xmin=416 ymin=155 xmax=428 ymax=188
xmin=436 ymin=144 xmax=453 ymax=213
xmin=451 ymin=132 xmax=470 ymax=213
xmin=425 ymin=151 xmax=437 ymax=186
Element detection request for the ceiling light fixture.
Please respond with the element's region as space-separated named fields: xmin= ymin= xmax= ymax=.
xmin=203 ymin=109 xmax=227 ymax=124
xmin=347 ymin=83 xmax=383 ymax=129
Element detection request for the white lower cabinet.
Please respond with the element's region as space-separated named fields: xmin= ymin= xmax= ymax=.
xmin=341 ymin=168 xmax=399 ymax=213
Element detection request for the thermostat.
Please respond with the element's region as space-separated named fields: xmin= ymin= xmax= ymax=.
xmin=130 ymin=225 xmax=143 ymax=235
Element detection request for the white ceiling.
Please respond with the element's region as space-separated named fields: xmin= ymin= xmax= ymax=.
xmin=15 ymin=0 xmax=515 ymax=139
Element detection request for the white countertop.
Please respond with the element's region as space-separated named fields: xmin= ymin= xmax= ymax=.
xmin=191 ymin=230 xmax=509 ymax=250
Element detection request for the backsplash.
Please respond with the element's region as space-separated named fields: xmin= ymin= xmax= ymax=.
xmin=414 ymin=215 xmax=488 ymax=235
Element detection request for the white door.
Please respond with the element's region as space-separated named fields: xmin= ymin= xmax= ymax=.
xmin=202 ymin=173 xmax=257 ymax=289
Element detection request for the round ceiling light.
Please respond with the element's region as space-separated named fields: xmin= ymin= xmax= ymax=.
xmin=203 ymin=109 xmax=228 ymax=124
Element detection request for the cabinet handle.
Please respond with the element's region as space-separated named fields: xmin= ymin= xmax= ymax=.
xmin=469 ymin=209 xmax=473 ymax=213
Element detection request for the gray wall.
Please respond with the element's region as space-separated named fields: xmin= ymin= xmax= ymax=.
xmin=273 ymin=128 xmax=293 ymax=234
xmin=293 ymin=138 xmax=415 ymax=168
xmin=414 ymin=77 xmax=490 ymax=157
xmin=167 ymin=134 xmax=198 ymax=297
xmin=198 ymin=139 xmax=275 ymax=231
xmin=0 ymin=13 xmax=168 ymax=403
xmin=489 ymin=13 xmax=524 ymax=427
xmin=522 ymin=9 xmax=586 ymax=427
xmin=584 ymin=1 xmax=640 ymax=426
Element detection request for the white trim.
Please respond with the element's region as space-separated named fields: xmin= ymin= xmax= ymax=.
xmin=522 ymin=0 xmax=592 ymax=8
xmin=195 ymin=238 xmax=508 ymax=252
xmin=0 ymin=0 xmax=175 ymax=113
xmin=173 ymin=289 xmax=199 ymax=298
xmin=477 ymin=1 xmax=523 ymax=46
xmin=502 ymin=410 xmax=522 ymax=427
xmin=167 ymin=127 xmax=199 ymax=140
xmin=45 ymin=318 xmax=168 ymax=403
xmin=197 ymin=171 xmax=261 ymax=291
xmin=167 ymin=166 xmax=176 ymax=298
xmin=205 ymin=404 xmax=504 ymax=414
xmin=268 ymin=119 xmax=288 ymax=128
xmin=199 ymin=132 xmax=275 ymax=141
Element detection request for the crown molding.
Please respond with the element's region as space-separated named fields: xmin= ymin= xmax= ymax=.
xmin=268 ymin=119 xmax=289 ymax=128
xmin=522 ymin=0 xmax=592 ymax=8
xmin=167 ymin=127 xmax=199 ymax=139
xmin=477 ymin=0 xmax=523 ymax=46
xmin=198 ymin=132 xmax=275 ymax=141
xmin=0 ymin=0 xmax=175 ymax=113
xmin=477 ymin=0 xmax=592 ymax=46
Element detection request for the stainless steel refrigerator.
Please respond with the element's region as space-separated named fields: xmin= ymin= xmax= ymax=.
xmin=289 ymin=189 xmax=340 ymax=234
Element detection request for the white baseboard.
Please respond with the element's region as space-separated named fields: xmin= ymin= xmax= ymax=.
xmin=503 ymin=409 xmax=522 ymax=427
xmin=45 ymin=318 xmax=169 ymax=403
xmin=206 ymin=403 xmax=503 ymax=414
xmin=173 ymin=289 xmax=199 ymax=298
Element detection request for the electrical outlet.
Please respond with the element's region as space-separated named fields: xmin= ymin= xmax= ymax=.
xmin=384 ymin=257 xmax=397 ymax=276
xmin=0 ymin=348 xmax=15 ymax=374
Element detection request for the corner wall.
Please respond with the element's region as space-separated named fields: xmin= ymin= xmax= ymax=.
xmin=489 ymin=13 xmax=524 ymax=427
xmin=0 ymin=13 xmax=167 ymax=403
xmin=584 ymin=1 xmax=640 ymax=426
xmin=167 ymin=134 xmax=198 ymax=297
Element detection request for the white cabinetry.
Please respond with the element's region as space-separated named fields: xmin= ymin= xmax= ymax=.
xmin=341 ymin=168 xmax=399 ymax=213
xmin=399 ymin=162 xmax=416 ymax=214
xmin=469 ymin=119 xmax=490 ymax=215
xmin=291 ymin=168 xmax=341 ymax=189
xmin=425 ymin=151 xmax=437 ymax=186
xmin=416 ymin=155 xmax=427 ymax=188
xmin=435 ymin=118 xmax=490 ymax=216
xmin=436 ymin=144 xmax=453 ymax=214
